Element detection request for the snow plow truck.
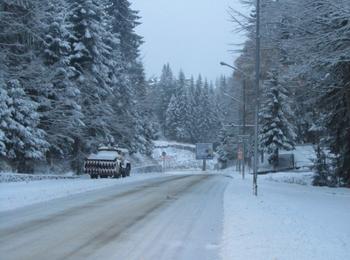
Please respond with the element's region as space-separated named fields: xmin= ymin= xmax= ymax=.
xmin=84 ymin=146 xmax=131 ymax=179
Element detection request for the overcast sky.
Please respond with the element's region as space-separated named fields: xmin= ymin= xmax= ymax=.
xmin=131 ymin=0 xmax=249 ymax=82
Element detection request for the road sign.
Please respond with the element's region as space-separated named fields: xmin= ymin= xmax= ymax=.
xmin=196 ymin=143 xmax=214 ymax=160
xmin=238 ymin=135 xmax=250 ymax=143
xmin=237 ymin=148 xmax=243 ymax=160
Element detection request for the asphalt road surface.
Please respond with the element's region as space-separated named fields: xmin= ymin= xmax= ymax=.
xmin=0 ymin=173 xmax=229 ymax=260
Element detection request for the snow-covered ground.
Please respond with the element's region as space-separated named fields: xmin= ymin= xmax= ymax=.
xmin=153 ymin=140 xmax=217 ymax=170
xmin=0 ymin=171 xmax=79 ymax=183
xmin=292 ymin=145 xmax=316 ymax=168
xmin=262 ymin=170 xmax=315 ymax=186
xmin=153 ymin=140 xmax=196 ymax=149
xmin=0 ymin=173 xmax=166 ymax=212
xmin=259 ymin=144 xmax=316 ymax=172
xmin=221 ymin=170 xmax=350 ymax=260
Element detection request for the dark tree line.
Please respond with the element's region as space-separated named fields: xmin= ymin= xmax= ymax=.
xmin=0 ymin=0 xmax=154 ymax=173
xmin=148 ymin=64 xmax=222 ymax=144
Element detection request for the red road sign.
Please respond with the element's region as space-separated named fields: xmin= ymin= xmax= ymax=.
xmin=237 ymin=149 xmax=243 ymax=160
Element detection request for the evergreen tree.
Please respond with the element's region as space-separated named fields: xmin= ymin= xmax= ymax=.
xmin=165 ymin=95 xmax=179 ymax=140
xmin=190 ymin=75 xmax=204 ymax=142
xmin=156 ymin=64 xmax=176 ymax=132
xmin=197 ymin=79 xmax=212 ymax=141
xmin=259 ymin=71 xmax=296 ymax=167
xmin=0 ymin=84 xmax=10 ymax=156
xmin=312 ymin=145 xmax=333 ymax=187
xmin=67 ymin=0 xmax=116 ymax=171
xmin=186 ymin=76 xmax=197 ymax=143
xmin=217 ymin=124 xmax=237 ymax=167
xmin=41 ymin=0 xmax=82 ymax=161
xmin=165 ymin=71 xmax=190 ymax=142
xmin=107 ymin=0 xmax=153 ymax=154
xmin=4 ymin=80 xmax=49 ymax=172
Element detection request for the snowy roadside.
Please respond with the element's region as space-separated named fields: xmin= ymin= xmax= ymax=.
xmin=261 ymin=170 xmax=315 ymax=186
xmin=0 ymin=173 xmax=168 ymax=212
xmin=221 ymin=171 xmax=350 ymax=260
xmin=0 ymin=172 xmax=80 ymax=183
xmin=152 ymin=140 xmax=217 ymax=170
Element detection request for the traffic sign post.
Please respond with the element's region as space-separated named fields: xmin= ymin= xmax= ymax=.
xmin=238 ymin=135 xmax=250 ymax=180
xmin=161 ymin=151 xmax=166 ymax=172
xmin=196 ymin=143 xmax=214 ymax=171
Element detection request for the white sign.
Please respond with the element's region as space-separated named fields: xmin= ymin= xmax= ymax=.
xmin=196 ymin=143 xmax=214 ymax=160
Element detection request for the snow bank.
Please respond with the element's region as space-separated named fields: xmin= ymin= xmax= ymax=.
xmin=293 ymin=145 xmax=316 ymax=168
xmin=0 ymin=172 xmax=78 ymax=183
xmin=0 ymin=173 xmax=165 ymax=212
xmin=261 ymin=170 xmax=315 ymax=186
xmin=221 ymin=171 xmax=350 ymax=260
xmin=259 ymin=144 xmax=316 ymax=173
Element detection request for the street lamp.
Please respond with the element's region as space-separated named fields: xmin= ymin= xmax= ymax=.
xmin=220 ymin=62 xmax=249 ymax=77
xmin=220 ymin=0 xmax=260 ymax=196
xmin=220 ymin=61 xmax=247 ymax=180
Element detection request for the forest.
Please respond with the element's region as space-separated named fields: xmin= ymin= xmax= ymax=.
xmin=226 ymin=0 xmax=350 ymax=186
xmin=0 ymin=0 xmax=349 ymax=187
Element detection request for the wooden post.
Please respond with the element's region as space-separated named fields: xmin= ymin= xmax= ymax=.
xmin=202 ymin=159 xmax=207 ymax=171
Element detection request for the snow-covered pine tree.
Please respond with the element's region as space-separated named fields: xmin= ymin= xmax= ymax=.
xmin=284 ymin=0 xmax=350 ymax=186
xmin=165 ymin=95 xmax=179 ymax=140
xmin=67 ymin=0 xmax=115 ymax=171
xmin=312 ymin=145 xmax=332 ymax=187
xmin=217 ymin=124 xmax=237 ymax=168
xmin=106 ymin=0 xmax=143 ymax=67
xmin=309 ymin=1 xmax=350 ymax=186
xmin=0 ymin=0 xmax=53 ymax=169
xmin=259 ymin=71 xmax=296 ymax=167
xmin=4 ymin=80 xmax=49 ymax=172
xmin=191 ymin=75 xmax=206 ymax=142
xmin=41 ymin=0 xmax=82 ymax=162
xmin=164 ymin=71 xmax=190 ymax=142
xmin=197 ymin=79 xmax=213 ymax=142
xmin=106 ymin=0 xmax=153 ymax=154
xmin=186 ymin=76 xmax=197 ymax=143
xmin=208 ymin=81 xmax=222 ymax=143
xmin=0 ymin=84 xmax=10 ymax=157
xmin=156 ymin=64 xmax=176 ymax=132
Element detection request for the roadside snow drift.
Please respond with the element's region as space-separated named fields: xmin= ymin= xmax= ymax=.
xmin=221 ymin=171 xmax=350 ymax=260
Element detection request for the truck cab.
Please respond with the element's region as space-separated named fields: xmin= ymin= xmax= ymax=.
xmin=84 ymin=146 xmax=131 ymax=179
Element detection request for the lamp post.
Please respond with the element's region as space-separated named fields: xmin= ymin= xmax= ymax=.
xmin=253 ymin=0 xmax=261 ymax=196
xmin=221 ymin=0 xmax=261 ymax=196
xmin=220 ymin=62 xmax=247 ymax=180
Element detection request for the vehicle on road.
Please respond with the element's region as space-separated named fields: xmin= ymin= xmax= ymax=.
xmin=84 ymin=146 xmax=131 ymax=179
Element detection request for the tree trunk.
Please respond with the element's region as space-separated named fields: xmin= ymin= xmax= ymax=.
xmin=346 ymin=89 xmax=350 ymax=122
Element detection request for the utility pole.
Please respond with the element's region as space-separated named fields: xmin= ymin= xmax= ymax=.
xmin=242 ymin=79 xmax=246 ymax=180
xmin=253 ymin=0 xmax=261 ymax=196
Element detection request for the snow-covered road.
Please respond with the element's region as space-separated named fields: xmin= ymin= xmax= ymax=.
xmin=1 ymin=170 xmax=349 ymax=260
xmin=0 ymin=173 xmax=228 ymax=260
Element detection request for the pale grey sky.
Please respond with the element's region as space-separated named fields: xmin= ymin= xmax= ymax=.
xmin=131 ymin=0 xmax=248 ymax=82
